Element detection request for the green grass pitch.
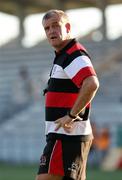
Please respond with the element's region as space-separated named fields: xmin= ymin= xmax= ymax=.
xmin=0 ymin=163 xmax=122 ymax=180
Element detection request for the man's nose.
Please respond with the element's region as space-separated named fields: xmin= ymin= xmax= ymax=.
xmin=49 ymin=27 xmax=55 ymax=34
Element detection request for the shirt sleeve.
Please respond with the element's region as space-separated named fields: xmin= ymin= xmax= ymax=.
xmin=64 ymin=55 xmax=96 ymax=88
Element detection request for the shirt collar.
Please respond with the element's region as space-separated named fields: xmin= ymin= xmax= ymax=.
xmin=55 ymin=38 xmax=76 ymax=55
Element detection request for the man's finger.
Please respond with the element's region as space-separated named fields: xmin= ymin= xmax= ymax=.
xmin=55 ymin=119 xmax=61 ymax=124
xmin=55 ymin=123 xmax=61 ymax=131
xmin=64 ymin=124 xmax=72 ymax=128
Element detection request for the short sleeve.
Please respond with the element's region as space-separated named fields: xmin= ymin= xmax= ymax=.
xmin=64 ymin=55 xmax=96 ymax=88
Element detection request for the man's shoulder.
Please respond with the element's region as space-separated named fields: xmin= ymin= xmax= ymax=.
xmin=66 ymin=39 xmax=87 ymax=55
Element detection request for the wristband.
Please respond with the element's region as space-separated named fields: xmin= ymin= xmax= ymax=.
xmin=68 ymin=111 xmax=77 ymax=119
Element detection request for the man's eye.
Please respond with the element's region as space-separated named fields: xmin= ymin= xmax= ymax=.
xmin=45 ymin=27 xmax=49 ymax=31
xmin=53 ymin=24 xmax=59 ymax=28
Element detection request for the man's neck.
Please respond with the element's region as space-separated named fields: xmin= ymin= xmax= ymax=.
xmin=55 ymin=39 xmax=72 ymax=53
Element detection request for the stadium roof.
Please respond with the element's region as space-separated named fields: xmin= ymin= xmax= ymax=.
xmin=0 ymin=0 xmax=122 ymax=15
xmin=0 ymin=0 xmax=121 ymax=44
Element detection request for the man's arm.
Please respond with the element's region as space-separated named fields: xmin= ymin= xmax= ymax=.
xmin=70 ymin=75 xmax=99 ymax=117
xmin=55 ymin=75 xmax=99 ymax=131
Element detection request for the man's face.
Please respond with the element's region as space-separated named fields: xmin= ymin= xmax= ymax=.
xmin=42 ymin=14 xmax=70 ymax=51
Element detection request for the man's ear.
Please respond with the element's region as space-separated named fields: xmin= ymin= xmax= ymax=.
xmin=65 ymin=23 xmax=71 ymax=33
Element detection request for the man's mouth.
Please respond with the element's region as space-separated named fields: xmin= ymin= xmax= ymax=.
xmin=50 ymin=36 xmax=58 ymax=40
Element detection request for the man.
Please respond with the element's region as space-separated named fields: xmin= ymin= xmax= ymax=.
xmin=36 ymin=9 xmax=99 ymax=180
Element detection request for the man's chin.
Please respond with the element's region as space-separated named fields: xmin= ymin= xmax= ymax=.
xmin=50 ymin=41 xmax=60 ymax=48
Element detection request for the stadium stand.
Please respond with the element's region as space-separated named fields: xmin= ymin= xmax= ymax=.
xmin=0 ymin=37 xmax=122 ymax=163
xmin=0 ymin=101 xmax=46 ymax=163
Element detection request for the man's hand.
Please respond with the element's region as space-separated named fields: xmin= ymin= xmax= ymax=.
xmin=55 ymin=115 xmax=75 ymax=133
